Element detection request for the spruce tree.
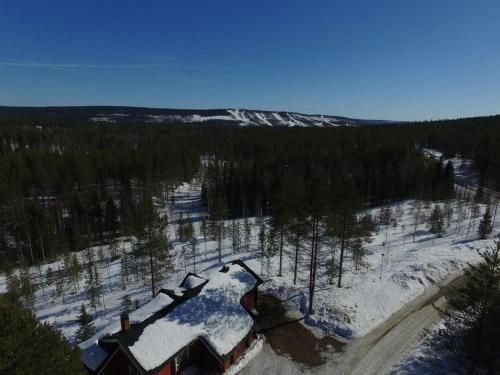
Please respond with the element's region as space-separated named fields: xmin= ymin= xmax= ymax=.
xmin=428 ymin=205 xmax=445 ymax=237
xmin=75 ymin=304 xmax=95 ymax=342
xmin=477 ymin=207 xmax=493 ymax=239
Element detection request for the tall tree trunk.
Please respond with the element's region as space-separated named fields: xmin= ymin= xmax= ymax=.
xmin=491 ymin=199 xmax=499 ymax=227
xmin=308 ymin=218 xmax=321 ymax=315
xmin=338 ymin=217 xmax=346 ymax=288
xmin=308 ymin=218 xmax=317 ymax=315
xmin=218 ymin=220 xmax=222 ymax=262
xmin=293 ymin=226 xmax=300 ymax=285
xmin=413 ymin=205 xmax=420 ymax=243
xmin=310 ymin=219 xmax=320 ymax=313
xmin=278 ymin=226 xmax=284 ymax=277
xmin=149 ymin=246 xmax=155 ymax=299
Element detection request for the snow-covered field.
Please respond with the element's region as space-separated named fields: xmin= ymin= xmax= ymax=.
xmin=1 ymin=175 xmax=499 ymax=373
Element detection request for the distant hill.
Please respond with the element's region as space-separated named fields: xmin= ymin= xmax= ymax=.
xmin=0 ymin=106 xmax=396 ymax=127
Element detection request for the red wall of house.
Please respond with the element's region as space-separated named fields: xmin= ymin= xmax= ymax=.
xmin=156 ymin=340 xmax=216 ymax=375
xmin=221 ymin=326 xmax=257 ymax=372
xmin=156 ymin=360 xmax=174 ymax=375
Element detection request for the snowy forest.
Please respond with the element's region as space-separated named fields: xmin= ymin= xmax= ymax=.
xmin=1 ymin=115 xmax=500 ymax=374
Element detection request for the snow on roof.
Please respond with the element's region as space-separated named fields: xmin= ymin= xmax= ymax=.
xmin=129 ymin=293 xmax=173 ymax=324
xmin=80 ymin=293 xmax=173 ymax=371
xmin=80 ymin=342 xmax=110 ymax=372
xmin=128 ymin=264 xmax=258 ymax=371
xmin=181 ymin=274 xmax=206 ymax=289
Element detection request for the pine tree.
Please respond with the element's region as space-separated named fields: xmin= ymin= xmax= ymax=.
xmin=45 ymin=266 xmax=54 ymax=284
xmin=264 ymin=227 xmax=277 ymax=275
xmin=189 ymin=237 xmax=198 ymax=273
xmin=444 ymin=201 xmax=454 ymax=227
xmin=54 ymin=272 xmax=66 ymax=302
xmin=437 ymin=240 xmax=500 ymax=373
xmin=139 ymin=206 xmax=173 ymax=298
xmin=351 ymin=237 xmax=366 ymax=271
xmin=231 ymin=220 xmax=241 ymax=254
xmin=258 ymin=219 xmax=266 ymax=276
xmin=477 ymin=207 xmax=493 ymax=239
xmin=68 ymin=253 xmax=81 ymax=294
xmin=428 ymin=205 xmax=445 ymax=237
xmin=9 ymin=265 xmax=37 ymax=308
xmin=120 ymin=250 xmax=129 ymax=290
xmin=379 ymin=207 xmax=392 ymax=246
xmin=244 ymin=217 xmax=251 ymax=253
xmin=75 ymin=304 xmax=95 ymax=342
xmin=108 ymin=238 xmax=119 ymax=260
xmin=122 ymin=294 xmax=133 ymax=313
xmin=211 ymin=195 xmax=227 ymax=262
xmin=412 ymin=201 xmax=422 ymax=242
xmin=104 ymin=196 xmax=119 ymax=236
xmin=5 ymin=271 xmax=22 ymax=304
xmin=84 ymin=249 xmax=101 ymax=309
xmin=0 ymin=296 xmax=85 ymax=374
xmin=287 ymin=216 xmax=306 ymax=285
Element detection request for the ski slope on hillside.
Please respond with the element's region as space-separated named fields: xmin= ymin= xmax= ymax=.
xmin=86 ymin=108 xmax=376 ymax=127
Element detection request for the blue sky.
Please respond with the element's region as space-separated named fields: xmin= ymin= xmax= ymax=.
xmin=0 ymin=1 xmax=499 ymax=120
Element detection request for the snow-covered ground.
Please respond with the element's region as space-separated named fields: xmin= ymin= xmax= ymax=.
xmin=392 ymin=317 xmax=470 ymax=375
xmin=1 ymin=174 xmax=499 ymax=374
xmin=267 ymin=201 xmax=498 ymax=338
xmin=422 ymin=147 xmax=480 ymax=187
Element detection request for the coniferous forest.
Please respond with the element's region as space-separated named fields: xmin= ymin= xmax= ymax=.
xmin=1 ymin=114 xmax=500 ymax=374
xmin=1 ymin=115 xmax=499 ymax=272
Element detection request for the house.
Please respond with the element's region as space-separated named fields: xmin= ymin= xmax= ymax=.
xmin=80 ymin=260 xmax=263 ymax=374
